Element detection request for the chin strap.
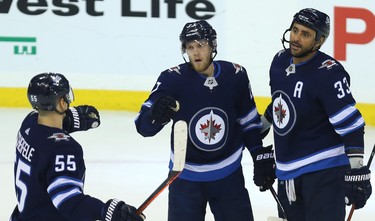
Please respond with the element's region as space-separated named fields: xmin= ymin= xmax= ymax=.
xmin=55 ymin=109 xmax=65 ymax=115
xmin=281 ymin=29 xmax=290 ymax=52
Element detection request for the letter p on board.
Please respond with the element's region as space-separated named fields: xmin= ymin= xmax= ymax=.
xmin=334 ymin=7 xmax=375 ymax=61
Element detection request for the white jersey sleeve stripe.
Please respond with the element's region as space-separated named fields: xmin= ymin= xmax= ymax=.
xmin=334 ymin=117 xmax=365 ymax=136
xmin=329 ymin=105 xmax=357 ymax=125
xmin=47 ymin=176 xmax=84 ymax=193
xmin=51 ymin=187 xmax=81 ymax=208
xmin=237 ymin=107 xmax=258 ymax=125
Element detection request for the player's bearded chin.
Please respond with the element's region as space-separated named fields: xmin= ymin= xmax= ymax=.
xmin=289 ymin=41 xmax=313 ymax=58
xmin=192 ymin=57 xmax=213 ymax=74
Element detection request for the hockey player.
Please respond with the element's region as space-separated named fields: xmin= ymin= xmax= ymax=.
xmin=10 ymin=73 xmax=145 ymax=221
xmin=134 ymin=20 xmax=276 ymax=221
xmin=261 ymin=8 xmax=372 ymax=221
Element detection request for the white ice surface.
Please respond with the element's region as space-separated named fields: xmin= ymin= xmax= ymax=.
xmin=1 ymin=108 xmax=374 ymax=220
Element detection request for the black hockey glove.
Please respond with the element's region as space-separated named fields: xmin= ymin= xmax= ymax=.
xmin=63 ymin=105 xmax=100 ymax=133
xmin=102 ymin=199 xmax=145 ymax=221
xmin=345 ymin=166 xmax=372 ymax=209
xmin=150 ymin=96 xmax=179 ymax=124
xmin=251 ymin=145 xmax=276 ymax=192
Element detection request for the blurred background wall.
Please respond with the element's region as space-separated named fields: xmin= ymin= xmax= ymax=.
xmin=1 ymin=0 xmax=374 ymax=124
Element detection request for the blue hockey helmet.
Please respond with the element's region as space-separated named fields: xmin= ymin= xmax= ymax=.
xmin=291 ymin=8 xmax=330 ymax=41
xmin=179 ymin=20 xmax=217 ymax=53
xmin=27 ymin=73 xmax=74 ymax=111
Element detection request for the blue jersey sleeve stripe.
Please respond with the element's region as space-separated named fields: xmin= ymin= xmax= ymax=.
xmin=51 ymin=187 xmax=81 ymax=209
xmin=47 ymin=176 xmax=83 ymax=193
xmin=141 ymin=101 xmax=152 ymax=108
xmin=334 ymin=116 xmax=365 ymax=136
xmin=237 ymin=106 xmax=258 ymax=126
xmin=329 ymin=105 xmax=357 ymax=125
xmin=242 ymin=122 xmax=262 ymax=133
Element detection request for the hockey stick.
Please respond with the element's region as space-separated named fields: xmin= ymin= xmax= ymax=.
xmin=136 ymin=120 xmax=187 ymax=215
xmin=267 ymin=185 xmax=288 ymax=221
xmin=347 ymin=143 xmax=375 ymax=221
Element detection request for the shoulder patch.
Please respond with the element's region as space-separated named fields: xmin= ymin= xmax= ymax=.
xmin=168 ymin=65 xmax=181 ymax=75
xmin=48 ymin=133 xmax=70 ymax=142
xmin=232 ymin=63 xmax=243 ymax=74
xmin=277 ymin=49 xmax=286 ymax=57
xmin=318 ymin=59 xmax=338 ymax=70
xmin=25 ymin=128 xmax=30 ymax=135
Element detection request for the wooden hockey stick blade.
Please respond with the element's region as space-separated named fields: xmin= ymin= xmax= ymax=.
xmin=346 ymin=143 xmax=375 ymax=221
xmin=171 ymin=120 xmax=188 ymax=172
xmin=136 ymin=120 xmax=187 ymax=215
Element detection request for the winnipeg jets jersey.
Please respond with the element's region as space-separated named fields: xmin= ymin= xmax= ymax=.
xmin=12 ymin=111 xmax=104 ymax=221
xmin=266 ymin=50 xmax=365 ymax=180
xmin=135 ymin=61 xmax=263 ymax=182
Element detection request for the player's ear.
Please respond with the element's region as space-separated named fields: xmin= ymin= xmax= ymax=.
xmin=317 ymin=36 xmax=326 ymax=47
xmin=56 ymin=97 xmax=67 ymax=111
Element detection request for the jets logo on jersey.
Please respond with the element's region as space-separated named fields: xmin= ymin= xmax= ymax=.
xmin=319 ymin=59 xmax=337 ymax=70
xmin=48 ymin=133 xmax=70 ymax=142
xmin=272 ymin=90 xmax=296 ymax=136
xmin=189 ymin=107 xmax=228 ymax=151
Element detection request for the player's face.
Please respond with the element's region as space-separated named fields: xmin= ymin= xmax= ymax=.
xmin=185 ymin=39 xmax=214 ymax=75
xmin=289 ymin=23 xmax=320 ymax=63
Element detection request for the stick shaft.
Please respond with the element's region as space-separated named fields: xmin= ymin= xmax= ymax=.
xmin=269 ymin=185 xmax=288 ymax=220
xmin=136 ymin=171 xmax=180 ymax=214
xmin=347 ymin=204 xmax=355 ymax=221
xmin=136 ymin=120 xmax=187 ymax=215
xmin=367 ymin=144 xmax=375 ymax=168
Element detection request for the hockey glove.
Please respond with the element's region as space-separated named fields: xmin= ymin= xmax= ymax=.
xmin=150 ymin=96 xmax=179 ymax=124
xmin=251 ymin=145 xmax=276 ymax=192
xmin=63 ymin=105 xmax=100 ymax=133
xmin=102 ymin=199 xmax=145 ymax=221
xmin=345 ymin=166 xmax=372 ymax=209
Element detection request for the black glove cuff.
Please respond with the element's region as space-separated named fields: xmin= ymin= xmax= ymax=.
xmin=251 ymin=145 xmax=274 ymax=161
xmin=63 ymin=107 xmax=78 ymax=133
xmin=103 ymin=199 xmax=124 ymax=221
xmin=63 ymin=106 xmax=100 ymax=133
xmin=345 ymin=167 xmax=371 ymax=183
